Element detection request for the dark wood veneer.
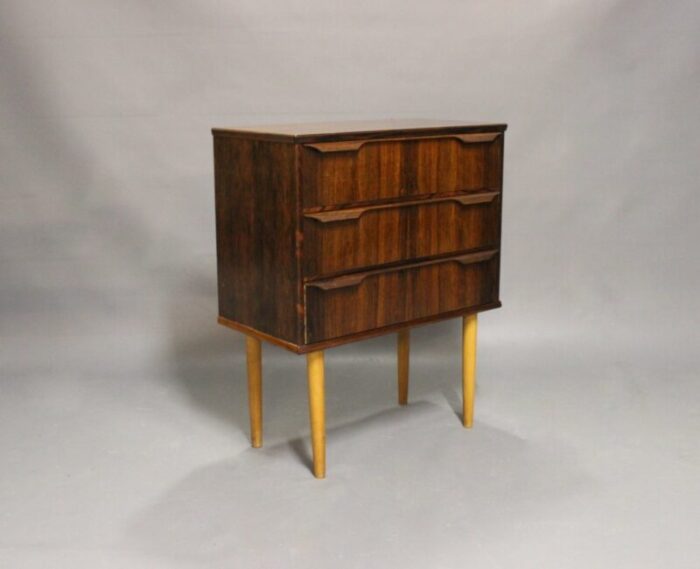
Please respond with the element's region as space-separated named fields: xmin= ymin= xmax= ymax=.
xmin=304 ymin=251 xmax=499 ymax=343
xmin=213 ymin=120 xmax=506 ymax=353
xmin=303 ymin=192 xmax=501 ymax=277
xmin=218 ymin=300 xmax=501 ymax=354
xmin=301 ymin=135 xmax=503 ymax=208
xmin=213 ymin=137 xmax=300 ymax=344
xmin=213 ymin=119 xmax=507 ymax=142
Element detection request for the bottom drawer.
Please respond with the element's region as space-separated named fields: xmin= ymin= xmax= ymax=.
xmin=304 ymin=250 xmax=499 ymax=343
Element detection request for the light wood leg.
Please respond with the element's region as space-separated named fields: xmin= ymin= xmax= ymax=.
xmin=462 ymin=314 xmax=478 ymax=428
xmin=307 ymin=350 xmax=326 ymax=479
xmin=397 ymin=329 xmax=410 ymax=405
xmin=245 ymin=336 xmax=263 ymax=448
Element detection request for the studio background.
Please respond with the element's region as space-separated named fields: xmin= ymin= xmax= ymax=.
xmin=1 ymin=1 xmax=699 ymax=568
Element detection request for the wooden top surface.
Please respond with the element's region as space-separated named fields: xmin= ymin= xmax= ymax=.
xmin=212 ymin=119 xmax=507 ymax=142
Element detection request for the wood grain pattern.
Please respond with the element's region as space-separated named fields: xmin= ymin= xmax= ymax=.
xmin=303 ymin=191 xmax=498 ymax=223
xmin=462 ymin=314 xmax=477 ymax=428
xmin=246 ymin=335 xmax=263 ymax=447
xmin=306 ymin=249 xmax=498 ymax=291
xmin=213 ymin=119 xmax=507 ymax=142
xmin=213 ymin=120 xmax=506 ymax=353
xmin=213 ymin=136 xmax=300 ymax=344
xmin=305 ymin=251 xmax=500 ymax=343
xmin=303 ymin=132 xmax=501 ymax=153
xmin=301 ymin=135 xmax=503 ymax=208
xmin=303 ymin=192 xmax=501 ymax=277
xmin=307 ymin=350 xmax=326 ymax=478
xmin=218 ymin=302 xmax=500 ymax=354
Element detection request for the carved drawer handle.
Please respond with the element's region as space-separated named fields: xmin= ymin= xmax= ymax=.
xmin=306 ymin=249 xmax=498 ymax=291
xmin=304 ymin=191 xmax=499 ymax=223
xmin=306 ymin=273 xmax=367 ymax=291
xmin=303 ymin=132 xmax=501 ymax=154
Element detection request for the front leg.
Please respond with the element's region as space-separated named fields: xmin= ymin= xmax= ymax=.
xmin=307 ymin=350 xmax=326 ymax=478
xmin=462 ymin=314 xmax=478 ymax=428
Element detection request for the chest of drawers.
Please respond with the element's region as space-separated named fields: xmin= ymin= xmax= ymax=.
xmin=213 ymin=119 xmax=507 ymax=478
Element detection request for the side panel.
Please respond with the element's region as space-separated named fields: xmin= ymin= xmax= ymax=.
xmin=214 ymin=136 xmax=299 ymax=344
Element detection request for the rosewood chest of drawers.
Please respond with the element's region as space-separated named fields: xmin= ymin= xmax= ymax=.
xmin=212 ymin=119 xmax=507 ymax=478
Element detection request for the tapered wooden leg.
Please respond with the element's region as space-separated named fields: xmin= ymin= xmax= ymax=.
xmin=245 ymin=336 xmax=263 ymax=448
xmin=307 ymin=350 xmax=326 ymax=479
xmin=462 ymin=314 xmax=478 ymax=428
xmin=397 ymin=329 xmax=410 ymax=406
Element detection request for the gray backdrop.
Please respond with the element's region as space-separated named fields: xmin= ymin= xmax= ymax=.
xmin=2 ymin=1 xmax=699 ymax=568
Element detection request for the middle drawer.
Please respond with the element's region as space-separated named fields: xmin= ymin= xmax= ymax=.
xmin=303 ymin=190 xmax=501 ymax=277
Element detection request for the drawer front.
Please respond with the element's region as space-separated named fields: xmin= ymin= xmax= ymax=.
xmin=303 ymin=191 xmax=501 ymax=277
xmin=304 ymin=250 xmax=499 ymax=343
xmin=300 ymin=132 xmax=503 ymax=209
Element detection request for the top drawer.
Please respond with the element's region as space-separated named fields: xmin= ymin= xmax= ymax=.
xmin=300 ymin=132 xmax=503 ymax=209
